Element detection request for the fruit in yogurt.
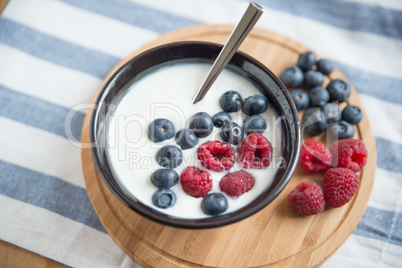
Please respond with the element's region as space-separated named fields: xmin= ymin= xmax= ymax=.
xmin=175 ymin=129 xmax=198 ymax=150
xmin=238 ymin=133 xmax=273 ymax=169
xmin=180 ymin=166 xmax=213 ymax=198
xmin=197 ymin=141 xmax=236 ymax=172
xmin=147 ymin=118 xmax=175 ymax=142
xmin=219 ymin=90 xmax=242 ymax=112
xmin=201 ymin=193 xmax=229 ymax=216
xmin=220 ymin=122 xmax=244 ymax=145
xmin=212 ymin=111 xmax=231 ymax=128
xmin=152 ymin=188 xmax=177 ymax=208
xmin=156 ymin=145 xmax=183 ymax=168
xmin=243 ymin=115 xmax=267 ymax=135
xmin=219 ymin=170 xmax=255 ymax=197
xmin=241 ymin=95 xmax=268 ymax=116
xmin=189 ymin=112 xmax=214 ymax=138
xmin=151 ymin=169 xmax=179 ymax=188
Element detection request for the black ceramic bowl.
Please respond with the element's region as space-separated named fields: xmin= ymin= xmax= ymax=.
xmin=90 ymin=41 xmax=301 ymax=229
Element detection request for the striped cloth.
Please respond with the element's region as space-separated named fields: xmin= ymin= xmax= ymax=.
xmin=0 ymin=0 xmax=401 ymax=267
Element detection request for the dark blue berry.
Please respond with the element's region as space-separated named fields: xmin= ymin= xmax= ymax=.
xmin=189 ymin=112 xmax=214 ymax=138
xmin=201 ymin=193 xmax=228 ymax=216
xmin=156 ymin=145 xmax=183 ymax=168
xmin=151 ymin=169 xmax=179 ymax=188
xmin=220 ymin=91 xmax=242 ymax=112
xmin=342 ymin=104 xmax=363 ymax=124
xmin=309 ymin=87 xmax=330 ymax=107
xmin=212 ymin=111 xmax=231 ymax=128
xmin=220 ymin=122 xmax=244 ymax=145
xmin=328 ymin=120 xmax=355 ymax=140
xmin=316 ymin=59 xmax=334 ymax=75
xmin=297 ymin=51 xmax=316 ymax=71
xmin=175 ymin=129 xmax=198 ymax=150
xmin=147 ymin=118 xmax=175 ymax=143
xmin=302 ymin=107 xmax=327 ymax=136
xmin=327 ymin=79 xmax=350 ymax=102
xmin=152 ymin=188 xmax=176 ymax=208
xmin=289 ymin=89 xmax=309 ymax=111
xmin=243 ymin=115 xmax=267 ymax=135
xmin=279 ymin=66 xmax=304 ymax=88
xmin=241 ymin=95 xmax=268 ymax=116
xmin=321 ymin=103 xmax=342 ymax=124
xmin=304 ymin=70 xmax=324 ymax=88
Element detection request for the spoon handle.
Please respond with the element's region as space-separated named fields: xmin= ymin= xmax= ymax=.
xmin=192 ymin=2 xmax=264 ymax=104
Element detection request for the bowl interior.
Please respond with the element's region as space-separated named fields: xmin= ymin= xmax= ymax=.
xmin=90 ymin=41 xmax=301 ymax=229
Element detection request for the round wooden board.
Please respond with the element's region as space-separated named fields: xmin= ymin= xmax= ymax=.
xmin=81 ymin=25 xmax=376 ymax=267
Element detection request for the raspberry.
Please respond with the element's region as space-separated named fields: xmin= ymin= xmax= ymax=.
xmin=238 ymin=133 xmax=272 ymax=169
xmin=197 ymin=140 xmax=236 ymax=172
xmin=180 ymin=166 xmax=212 ymax=198
xmin=330 ymin=138 xmax=367 ymax=172
xmin=219 ymin=170 xmax=255 ymax=197
xmin=323 ymin=168 xmax=360 ymax=208
xmin=299 ymin=139 xmax=332 ymax=173
xmin=287 ymin=182 xmax=325 ymax=215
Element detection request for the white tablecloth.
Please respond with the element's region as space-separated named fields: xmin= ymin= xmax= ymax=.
xmin=0 ymin=0 xmax=401 ymax=267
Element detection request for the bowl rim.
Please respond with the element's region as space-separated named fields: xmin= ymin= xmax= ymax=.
xmin=89 ymin=41 xmax=301 ymax=229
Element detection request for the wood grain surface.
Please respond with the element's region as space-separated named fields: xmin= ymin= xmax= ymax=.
xmin=81 ymin=25 xmax=376 ymax=267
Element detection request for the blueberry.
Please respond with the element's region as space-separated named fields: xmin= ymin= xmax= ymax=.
xmin=309 ymin=87 xmax=330 ymax=107
xmin=279 ymin=66 xmax=304 ymax=88
xmin=220 ymin=122 xmax=244 ymax=145
xmin=297 ymin=51 xmax=316 ymax=71
xmin=220 ymin=91 xmax=242 ymax=112
xmin=188 ymin=112 xmax=214 ymax=138
xmin=241 ymin=95 xmax=268 ymax=116
xmin=175 ymin=129 xmax=198 ymax=150
xmin=302 ymin=107 xmax=327 ymax=136
xmin=289 ymin=89 xmax=309 ymax=111
xmin=212 ymin=111 xmax=232 ymax=128
xmin=243 ymin=115 xmax=267 ymax=135
xmin=304 ymin=70 xmax=324 ymax=88
xmin=201 ymin=193 xmax=228 ymax=216
xmin=342 ymin=104 xmax=363 ymax=124
xmin=316 ymin=59 xmax=334 ymax=75
xmin=156 ymin=145 xmax=183 ymax=168
xmin=151 ymin=169 xmax=179 ymax=188
xmin=327 ymin=79 xmax=350 ymax=102
xmin=328 ymin=120 xmax=355 ymax=140
xmin=147 ymin=118 xmax=175 ymax=143
xmin=152 ymin=188 xmax=176 ymax=208
xmin=321 ymin=103 xmax=342 ymax=124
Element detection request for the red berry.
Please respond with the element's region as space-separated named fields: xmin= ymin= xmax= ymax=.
xmin=287 ymin=182 xmax=325 ymax=215
xmin=219 ymin=170 xmax=255 ymax=197
xmin=180 ymin=166 xmax=212 ymax=198
xmin=299 ymin=139 xmax=332 ymax=173
xmin=323 ymin=168 xmax=360 ymax=208
xmin=197 ymin=140 xmax=236 ymax=172
xmin=238 ymin=133 xmax=272 ymax=169
xmin=330 ymin=138 xmax=367 ymax=172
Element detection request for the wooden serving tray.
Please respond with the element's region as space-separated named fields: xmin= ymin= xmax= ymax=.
xmin=81 ymin=25 xmax=376 ymax=267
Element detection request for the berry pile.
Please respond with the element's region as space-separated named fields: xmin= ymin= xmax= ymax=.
xmin=288 ymin=138 xmax=367 ymax=216
xmin=280 ymin=51 xmax=363 ymax=140
xmin=146 ymin=90 xmax=273 ymax=216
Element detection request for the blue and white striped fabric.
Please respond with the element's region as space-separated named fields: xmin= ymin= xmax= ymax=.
xmin=0 ymin=0 xmax=401 ymax=267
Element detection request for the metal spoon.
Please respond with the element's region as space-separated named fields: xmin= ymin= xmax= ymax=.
xmin=192 ymin=2 xmax=264 ymax=104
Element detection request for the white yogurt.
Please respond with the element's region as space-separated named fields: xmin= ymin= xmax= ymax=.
xmin=106 ymin=63 xmax=282 ymax=219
